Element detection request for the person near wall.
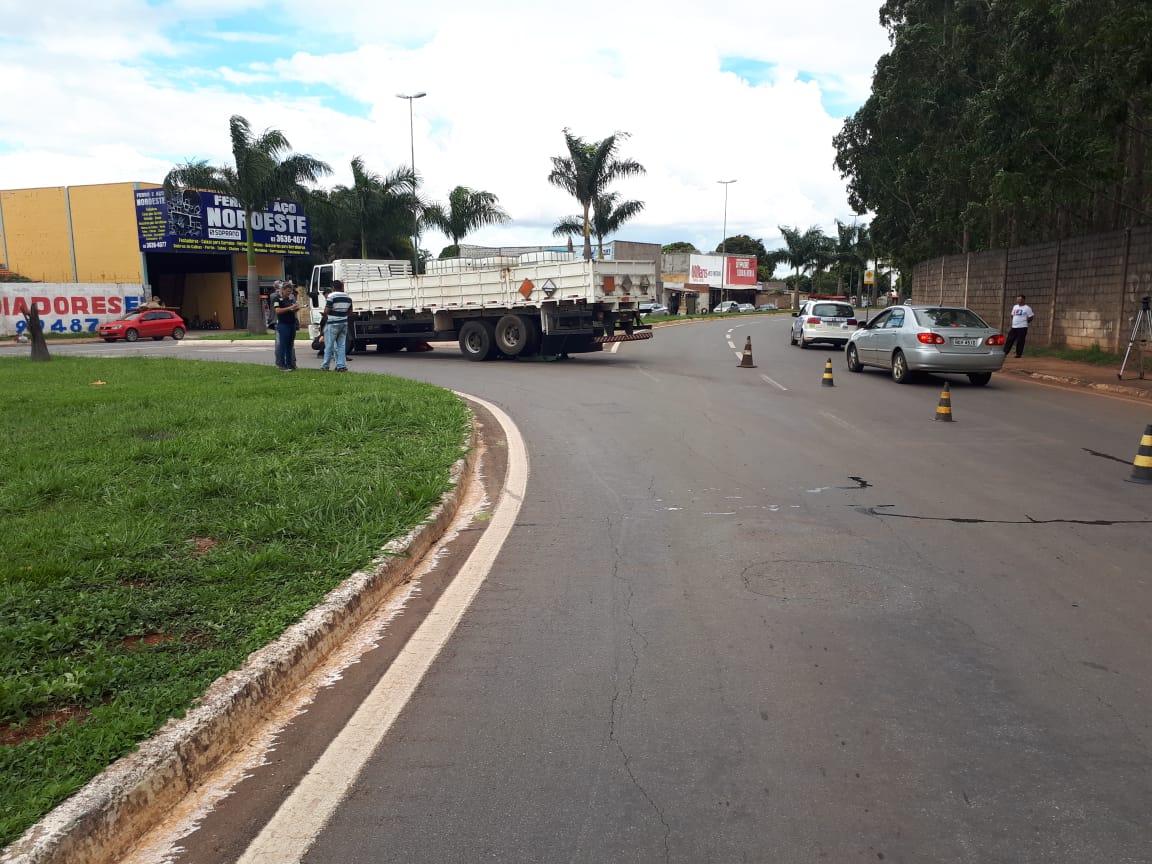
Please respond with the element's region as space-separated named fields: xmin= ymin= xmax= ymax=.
xmin=319 ymin=279 xmax=353 ymax=372
xmin=272 ymin=281 xmax=299 ymax=371
xmin=1003 ymin=294 xmax=1035 ymax=359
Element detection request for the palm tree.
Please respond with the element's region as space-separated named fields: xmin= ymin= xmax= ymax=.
xmin=423 ymin=186 xmax=511 ymax=250
xmin=552 ymin=191 xmax=645 ymax=259
xmin=164 ymin=115 xmax=330 ymax=334
xmin=323 ymin=157 xmax=421 ymax=260
xmin=767 ymin=225 xmax=832 ymax=309
xmin=828 ymin=220 xmax=872 ymax=298
xmin=547 ymin=129 xmax=645 ymax=261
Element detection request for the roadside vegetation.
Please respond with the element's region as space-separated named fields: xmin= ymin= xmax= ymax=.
xmin=1027 ymin=343 xmax=1124 ymax=367
xmin=0 ymin=356 xmax=469 ymax=847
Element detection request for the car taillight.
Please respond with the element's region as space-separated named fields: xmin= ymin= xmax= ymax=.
xmin=986 ymin=334 xmax=1005 ymax=346
xmin=806 ymin=317 xmax=821 ymax=324
xmin=847 ymin=319 xmax=857 ymax=325
xmin=917 ymin=333 xmax=946 ymax=344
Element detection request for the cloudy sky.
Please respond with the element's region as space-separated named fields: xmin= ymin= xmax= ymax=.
xmin=0 ymin=1 xmax=891 ymax=257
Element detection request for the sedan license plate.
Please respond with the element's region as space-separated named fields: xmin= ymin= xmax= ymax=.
xmin=951 ymin=337 xmax=978 ymax=346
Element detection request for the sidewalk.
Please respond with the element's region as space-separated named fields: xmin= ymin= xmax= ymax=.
xmin=1001 ymin=353 xmax=1152 ymax=401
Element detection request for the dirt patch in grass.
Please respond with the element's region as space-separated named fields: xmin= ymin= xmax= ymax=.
xmin=121 ymin=633 xmax=177 ymax=651
xmin=189 ymin=537 xmax=218 ymax=557
xmin=1 ymin=706 xmax=91 ymax=747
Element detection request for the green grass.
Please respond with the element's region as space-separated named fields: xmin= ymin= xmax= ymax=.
xmin=0 ymin=356 xmax=470 ymax=847
xmin=1026 ymin=343 xmax=1125 ymax=366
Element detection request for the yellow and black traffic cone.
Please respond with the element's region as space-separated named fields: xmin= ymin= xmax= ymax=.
xmin=821 ymin=358 xmax=835 ymax=387
xmin=1126 ymin=423 xmax=1152 ymax=484
xmin=738 ymin=336 xmax=757 ymax=368
xmin=933 ymin=382 xmax=953 ymax=422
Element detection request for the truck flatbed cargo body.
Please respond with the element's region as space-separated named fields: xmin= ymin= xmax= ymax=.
xmin=308 ymin=255 xmax=656 ymax=360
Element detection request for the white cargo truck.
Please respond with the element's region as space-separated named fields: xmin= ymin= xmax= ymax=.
xmin=306 ymin=253 xmax=655 ymax=361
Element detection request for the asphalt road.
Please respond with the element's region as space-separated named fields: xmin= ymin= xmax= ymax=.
xmin=11 ymin=319 xmax=1152 ymax=863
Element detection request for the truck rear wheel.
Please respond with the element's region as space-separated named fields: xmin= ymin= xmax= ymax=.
xmin=494 ymin=314 xmax=539 ymax=356
xmin=458 ymin=319 xmax=497 ymax=361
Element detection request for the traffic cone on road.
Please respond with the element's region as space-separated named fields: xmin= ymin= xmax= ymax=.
xmin=738 ymin=336 xmax=757 ymax=368
xmin=821 ymin=358 xmax=835 ymax=387
xmin=933 ymin=382 xmax=953 ymax=422
xmin=1126 ymin=424 xmax=1152 ymax=484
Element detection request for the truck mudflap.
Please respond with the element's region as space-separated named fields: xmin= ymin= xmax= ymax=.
xmin=594 ymin=330 xmax=654 ymax=344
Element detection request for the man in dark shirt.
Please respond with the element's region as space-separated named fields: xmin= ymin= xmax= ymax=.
xmin=318 ymin=279 xmax=354 ymax=371
xmin=273 ymin=282 xmax=299 ymax=370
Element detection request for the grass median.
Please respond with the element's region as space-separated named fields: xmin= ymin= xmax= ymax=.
xmin=0 ymin=356 xmax=470 ymax=848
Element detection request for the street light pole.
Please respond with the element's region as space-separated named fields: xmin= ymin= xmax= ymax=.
xmin=718 ymin=179 xmax=736 ymax=308
xmin=397 ymin=91 xmax=426 ymax=275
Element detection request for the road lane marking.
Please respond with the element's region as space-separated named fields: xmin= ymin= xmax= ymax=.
xmin=236 ymin=394 xmax=528 ymax=864
xmin=637 ymin=368 xmax=660 ymax=383
xmin=759 ymin=374 xmax=788 ymax=391
xmin=819 ymin=410 xmax=859 ymax=432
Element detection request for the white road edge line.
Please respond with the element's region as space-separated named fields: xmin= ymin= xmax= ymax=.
xmin=759 ymin=374 xmax=788 ymax=391
xmin=637 ymin=368 xmax=660 ymax=382
xmin=236 ymin=394 xmax=528 ymax=864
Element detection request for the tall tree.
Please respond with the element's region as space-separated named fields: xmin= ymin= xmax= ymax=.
xmin=164 ymin=115 xmax=330 ymax=335
xmin=547 ymin=129 xmax=646 ymax=261
xmin=835 ymin=0 xmax=1152 ymax=270
xmin=424 ymin=185 xmax=512 ymax=247
xmin=338 ymin=158 xmax=419 ymax=259
xmin=827 ymin=220 xmax=873 ymax=298
xmin=766 ymin=226 xmax=831 ymax=309
xmin=552 ymin=191 xmax=645 ymax=258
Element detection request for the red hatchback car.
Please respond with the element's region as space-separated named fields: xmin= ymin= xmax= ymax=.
xmin=98 ymin=309 xmax=187 ymax=343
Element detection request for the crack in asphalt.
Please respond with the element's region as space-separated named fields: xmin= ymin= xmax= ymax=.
xmin=1082 ymin=447 xmax=1131 ymax=465
xmin=868 ymin=506 xmax=1152 ymax=526
xmin=607 ymin=517 xmax=670 ymax=862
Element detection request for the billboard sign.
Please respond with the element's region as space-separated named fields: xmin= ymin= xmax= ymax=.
xmin=689 ymin=254 xmax=722 ymax=288
xmin=726 ymin=256 xmax=758 ymax=286
xmin=0 ymin=283 xmax=146 ymax=337
xmin=135 ymin=189 xmax=311 ymax=256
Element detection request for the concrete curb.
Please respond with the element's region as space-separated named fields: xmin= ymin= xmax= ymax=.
xmin=1 ymin=417 xmax=481 ymax=864
xmin=1005 ymin=368 xmax=1152 ymax=401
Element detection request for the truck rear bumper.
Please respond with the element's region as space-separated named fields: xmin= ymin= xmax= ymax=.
xmin=595 ymin=330 xmax=654 ymax=344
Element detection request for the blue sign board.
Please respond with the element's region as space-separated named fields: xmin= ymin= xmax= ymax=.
xmin=135 ymin=188 xmax=311 ymax=256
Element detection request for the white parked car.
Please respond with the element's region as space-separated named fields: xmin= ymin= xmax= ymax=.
xmin=790 ymin=299 xmax=858 ymax=349
xmin=713 ymin=301 xmax=740 ymax=313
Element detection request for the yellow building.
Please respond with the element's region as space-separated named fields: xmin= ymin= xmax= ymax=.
xmin=0 ymin=182 xmax=304 ymax=330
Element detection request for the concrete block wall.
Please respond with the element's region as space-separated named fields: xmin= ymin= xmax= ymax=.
xmin=1118 ymin=225 xmax=1152 ymax=351
xmin=1005 ymin=242 xmax=1059 ymax=346
xmin=912 ymin=227 xmax=1152 ymax=350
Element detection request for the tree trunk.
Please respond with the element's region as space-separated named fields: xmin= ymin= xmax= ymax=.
xmin=22 ymin=309 xmax=51 ymax=361
xmin=245 ymin=216 xmax=267 ymax=336
xmin=582 ymin=203 xmax=593 ymax=261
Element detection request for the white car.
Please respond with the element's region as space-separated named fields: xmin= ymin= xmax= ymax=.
xmin=638 ymin=302 xmax=668 ymax=317
xmin=713 ymin=301 xmax=740 ymax=313
xmin=737 ymin=303 xmax=756 ymax=312
xmin=790 ymin=299 xmax=858 ymax=349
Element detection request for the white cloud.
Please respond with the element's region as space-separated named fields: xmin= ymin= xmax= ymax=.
xmin=0 ymin=0 xmax=891 ymax=255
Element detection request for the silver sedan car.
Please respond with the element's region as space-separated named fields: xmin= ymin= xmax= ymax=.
xmin=845 ymin=304 xmax=1006 ymax=385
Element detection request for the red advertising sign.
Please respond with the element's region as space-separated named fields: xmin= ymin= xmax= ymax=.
xmin=726 ymin=256 xmax=758 ymax=286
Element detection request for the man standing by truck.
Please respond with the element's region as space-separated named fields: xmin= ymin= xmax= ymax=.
xmin=319 ymin=279 xmax=353 ymax=372
xmin=272 ymin=281 xmax=299 ymax=371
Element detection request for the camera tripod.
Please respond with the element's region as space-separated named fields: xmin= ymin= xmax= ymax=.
xmin=1118 ymin=295 xmax=1152 ymax=380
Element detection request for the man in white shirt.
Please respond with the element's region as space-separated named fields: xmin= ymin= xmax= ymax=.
xmin=1003 ymin=294 xmax=1034 ymax=358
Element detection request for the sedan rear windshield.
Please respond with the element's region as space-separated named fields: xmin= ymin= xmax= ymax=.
xmin=812 ymin=304 xmax=854 ymax=318
xmin=914 ymin=308 xmax=990 ymax=328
